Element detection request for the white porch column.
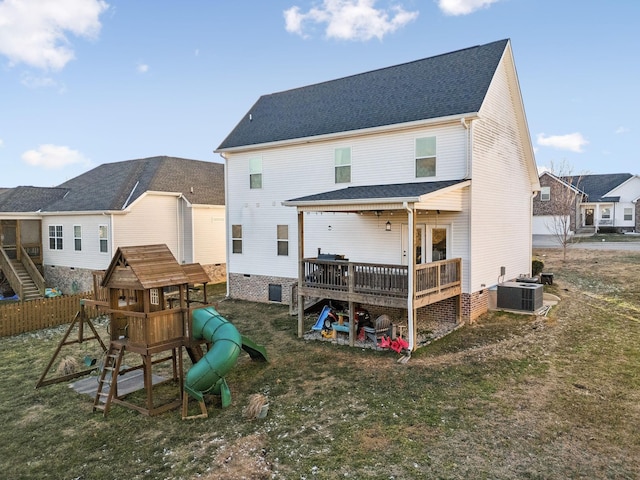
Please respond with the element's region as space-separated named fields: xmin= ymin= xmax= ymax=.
xmin=595 ymin=204 xmax=600 ymax=233
xmin=297 ymin=211 xmax=305 ymax=338
xmin=405 ymin=204 xmax=415 ymax=351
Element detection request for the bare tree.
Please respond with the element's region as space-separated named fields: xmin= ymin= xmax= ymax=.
xmin=541 ymin=160 xmax=586 ymax=261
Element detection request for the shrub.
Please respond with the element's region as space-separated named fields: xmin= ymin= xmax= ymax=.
xmin=532 ymin=258 xmax=544 ymax=276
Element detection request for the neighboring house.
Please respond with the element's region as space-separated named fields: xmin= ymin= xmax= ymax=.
xmin=0 ymin=156 xmax=226 ymax=297
xmin=216 ymin=39 xmax=539 ymax=350
xmin=533 ymin=172 xmax=639 ymax=235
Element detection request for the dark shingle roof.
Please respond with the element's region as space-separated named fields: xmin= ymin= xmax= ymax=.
xmin=285 ymin=179 xmax=467 ymax=205
xmin=566 ymin=173 xmax=633 ymax=202
xmin=46 ymin=156 xmax=224 ymax=212
xmin=218 ymin=39 xmax=509 ymax=150
xmin=0 ymin=186 xmax=68 ymax=212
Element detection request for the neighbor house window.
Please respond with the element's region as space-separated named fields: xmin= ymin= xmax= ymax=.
xmin=540 ymin=186 xmax=551 ymax=201
xmin=74 ymin=225 xmax=82 ymax=251
xmin=99 ymin=225 xmax=108 ymax=253
xmin=624 ymin=207 xmax=633 ymax=221
xmin=601 ymin=208 xmax=611 ymax=219
xmin=49 ymin=225 xmax=63 ymax=250
xmin=249 ymin=157 xmax=262 ymax=189
xmin=232 ymin=225 xmax=243 ymax=254
xmin=277 ymin=225 xmax=289 ymax=256
xmin=415 ymin=137 xmax=436 ymax=177
xmin=334 ymin=147 xmax=351 ymax=183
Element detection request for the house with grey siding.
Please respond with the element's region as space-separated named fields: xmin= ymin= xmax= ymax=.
xmin=0 ymin=156 xmax=225 ymax=297
xmin=216 ymin=39 xmax=539 ymax=350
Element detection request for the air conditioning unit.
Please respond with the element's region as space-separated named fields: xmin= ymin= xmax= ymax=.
xmin=497 ymin=282 xmax=543 ymax=312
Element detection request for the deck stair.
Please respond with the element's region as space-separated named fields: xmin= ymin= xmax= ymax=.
xmin=9 ymin=259 xmax=42 ymax=301
xmin=93 ymin=342 xmax=125 ymax=417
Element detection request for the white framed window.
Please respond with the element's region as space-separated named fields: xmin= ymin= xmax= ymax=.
xmin=415 ymin=137 xmax=436 ymax=178
xmin=99 ymin=225 xmax=108 ymax=253
xmin=150 ymin=288 xmax=160 ymax=306
xmin=73 ymin=225 xmax=82 ymax=251
xmin=249 ymin=157 xmax=262 ymax=189
xmin=232 ymin=225 xmax=243 ymax=254
xmin=49 ymin=225 xmax=63 ymax=250
xmin=601 ymin=207 xmax=611 ymax=219
xmin=624 ymin=207 xmax=633 ymax=221
xmin=334 ymin=147 xmax=351 ymax=183
xmin=277 ymin=225 xmax=288 ymax=256
xmin=540 ymin=186 xmax=551 ymax=201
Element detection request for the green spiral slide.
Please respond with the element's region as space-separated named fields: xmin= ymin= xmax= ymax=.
xmin=184 ymin=306 xmax=267 ymax=407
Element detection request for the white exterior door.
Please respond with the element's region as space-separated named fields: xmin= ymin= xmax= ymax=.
xmin=401 ymin=224 xmax=425 ymax=265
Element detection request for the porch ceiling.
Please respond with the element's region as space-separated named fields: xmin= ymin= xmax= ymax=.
xmin=282 ymin=179 xmax=469 ymax=212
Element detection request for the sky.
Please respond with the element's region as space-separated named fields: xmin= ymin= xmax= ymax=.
xmin=0 ymin=0 xmax=638 ymax=188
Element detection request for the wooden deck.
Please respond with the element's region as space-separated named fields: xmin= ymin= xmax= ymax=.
xmin=299 ymin=257 xmax=461 ymax=309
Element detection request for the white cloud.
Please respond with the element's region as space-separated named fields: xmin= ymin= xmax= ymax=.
xmin=615 ymin=126 xmax=630 ymax=134
xmin=0 ymin=0 xmax=109 ymax=71
xmin=536 ymin=133 xmax=589 ymax=153
xmin=438 ymin=0 xmax=501 ymax=16
xmin=137 ymin=63 xmax=149 ymax=73
xmin=284 ymin=0 xmax=418 ymax=41
xmin=22 ymin=144 xmax=90 ymax=169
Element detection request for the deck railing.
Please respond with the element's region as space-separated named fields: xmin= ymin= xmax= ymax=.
xmin=302 ymin=257 xmax=461 ymax=300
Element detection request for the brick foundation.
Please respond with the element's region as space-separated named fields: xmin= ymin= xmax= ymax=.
xmin=462 ymin=290 xmax=489 ymax=323
xmin=44 ymin=265 xmax=94 ymax=295
xmin=228 ymin=273 xmax=297 ymax=304
xmin=202 ymin=263 xmax=226 ymax=284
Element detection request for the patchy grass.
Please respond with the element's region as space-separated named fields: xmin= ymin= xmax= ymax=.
xmin=1 ymin=251 xmax=640 ymax=479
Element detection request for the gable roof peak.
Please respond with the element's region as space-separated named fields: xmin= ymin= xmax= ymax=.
xmin=217 ymin=39 xmax=510 ymax=151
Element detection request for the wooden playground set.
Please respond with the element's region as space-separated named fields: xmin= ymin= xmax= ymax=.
xmin=35 ymin=244 xmax=267 ymax=419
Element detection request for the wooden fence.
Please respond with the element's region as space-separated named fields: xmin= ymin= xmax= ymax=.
xmin=0 ymin=292 xmax=97 ymax=338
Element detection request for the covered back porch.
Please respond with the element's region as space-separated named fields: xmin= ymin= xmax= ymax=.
xmin=284 ymin=179 xmax=469 ymax=351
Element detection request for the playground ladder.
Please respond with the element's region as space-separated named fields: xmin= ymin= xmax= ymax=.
xmin=93 ymin=342 xmax=125 ymax=417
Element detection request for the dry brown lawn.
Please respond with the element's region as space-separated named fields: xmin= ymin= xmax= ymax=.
xmin=1 ymin=248 xmax=639 ymax=479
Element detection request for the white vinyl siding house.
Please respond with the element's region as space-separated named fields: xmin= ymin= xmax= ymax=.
xmin=217 ymin=39 xmax=539 ymax=349
xmin=1 ymin=157 xmax=227 ymax=296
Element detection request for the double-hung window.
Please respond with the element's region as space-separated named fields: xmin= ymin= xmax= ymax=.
xmin=277 ymin=225 xmax=288 ymax=256
xmin=49 ymin=225 xmax=63 ymax=250
xmin=249 ymin=158 xmax=262 ymax=189
xmin=74 ymin=225 xmax=82 ymax=251
xmin=624 ymin=207 xmax=633 ymax=221
xmin=540 ymin=186 xmax=551 ymax=201
xmin=415 ymin=137 xmax=436 ymax=178
xmin=334 ymin=147 xmax=351 ymax=183
xmin=232 ymin=225 xmax=243 ymax=254
xmin=99 ymin=225 xmax=108 ymax=253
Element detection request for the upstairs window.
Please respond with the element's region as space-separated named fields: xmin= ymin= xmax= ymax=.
xmin=334 ymin=147 xmax=351 ymax=183
xmin=277 ymin=225 xmax=289 ymax=256
xmin=232 ymin=225 xmax=243 ymax=254
xmin=49 ymin=225 xmax=63 ymax=250
xmin=540 ymin=186 xmax=551 ymax=201
xmin=249 ymin=157 xmax=262 ymax=189
xmin=74 ymin=225 xmax=82 ymax=251
xmin=415 ymin=137 xmax=436 ymax=177
xmin=99 ymin=225 xmax=108 ymax=253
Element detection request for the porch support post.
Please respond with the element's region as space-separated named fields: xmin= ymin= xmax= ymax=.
xmin=406 ymin=203 xmax=416 ymax=351
xmin=348 ymin=264 xmax=355 ymax=347
xmin=297 ymin=211 xmax=305 ymax=338
xmin=595 ymin=204 xmax=600 ymax=233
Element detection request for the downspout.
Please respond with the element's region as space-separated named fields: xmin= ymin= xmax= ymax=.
xmin=461 ymin=117 xmax=471 ymax=180
xmin=220 ymin=153 xmax=230 ymax=298
xmin=403 ymin=201 xmax=415 ymax=351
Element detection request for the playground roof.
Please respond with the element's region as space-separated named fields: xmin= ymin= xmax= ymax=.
xmin=102 ymin=244 xmax=190 ymax=290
